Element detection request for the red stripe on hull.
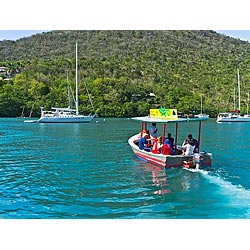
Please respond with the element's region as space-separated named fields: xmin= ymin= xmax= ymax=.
xmin=135 ymin=151 xmax=166 ymax=167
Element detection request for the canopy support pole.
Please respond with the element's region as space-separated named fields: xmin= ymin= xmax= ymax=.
xmin=162 ymin=123 xmax=166 ymax=144
xmin=197 ymin=121 xmax=201 ymax=152
xmin=175 ymin=123 xmax=178 ymax=149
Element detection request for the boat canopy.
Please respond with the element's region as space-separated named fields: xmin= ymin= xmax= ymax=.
xmin=131 ymin=116 xmax=189 ymax=123
xmin=131 ymin=108 xmax=208 ymax=123
xmin=131 ymin=108 xmax=208 ymax=154
xmin=229 ymin=109 xmax=240 ymax=113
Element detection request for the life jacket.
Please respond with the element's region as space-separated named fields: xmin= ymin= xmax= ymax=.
xmin=152 ymin=141 xmax=159 ymax=154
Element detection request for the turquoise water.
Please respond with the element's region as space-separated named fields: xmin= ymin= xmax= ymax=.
xmin=1 ymin=118 xmax=250 ymax=219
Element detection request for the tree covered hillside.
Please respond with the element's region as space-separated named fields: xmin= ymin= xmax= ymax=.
xmin=0 ymin=30 xmax=250 ymax=118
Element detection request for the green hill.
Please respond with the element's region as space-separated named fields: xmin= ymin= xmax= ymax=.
xmin=0 ymin=30 xmax=250 ymax=118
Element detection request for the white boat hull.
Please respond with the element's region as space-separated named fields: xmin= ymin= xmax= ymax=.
xmin=128 ymin=135 xmax=212 ymax=168
xmin=38 ymin=115 xmax=94 ymax=123
xmin=194 ymin=114 xmax=209 ymax=120
xmin=217 ymin=115 xmax=250 ymax=123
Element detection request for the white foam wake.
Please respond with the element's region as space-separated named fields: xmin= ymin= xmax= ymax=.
xmin=204 ymin=173 xmax=250 ymax=217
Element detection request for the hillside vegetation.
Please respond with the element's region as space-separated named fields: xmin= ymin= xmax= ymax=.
xmin=1 ymin=30 xmax=250 ymax=118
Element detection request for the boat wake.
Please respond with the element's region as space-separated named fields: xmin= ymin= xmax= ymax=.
xmin=183 ymin=167 xmax=209 ymax=174
xmin=204 ymin=171 xmax=250 ymax=217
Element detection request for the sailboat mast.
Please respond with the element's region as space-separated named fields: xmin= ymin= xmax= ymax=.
xmin=200 ymin=95 xmax=203 ymax=114
xmin=233 ymin=87 xmax=236 ymax=110
xmin=247 ymin=92 xmax=249 ymax=115
xmin=75 ymin=43 xmax=79 ymax=115
xmin=237 ymin=68 xmax=240 ymax=112
xmin=66 ymin=70 xmax=72 ymax=109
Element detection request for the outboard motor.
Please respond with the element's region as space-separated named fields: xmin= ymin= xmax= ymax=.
xmin=192 ymin=153 xmax=204 ymax=169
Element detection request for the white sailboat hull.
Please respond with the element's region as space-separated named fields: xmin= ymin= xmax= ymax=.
xmin=194 ymin=114 xmax=209 ymax=119
xmin=217 ymin=115 xmax=250 ymax=123
xmin=38 ymin=115 xmax=94 ymax=123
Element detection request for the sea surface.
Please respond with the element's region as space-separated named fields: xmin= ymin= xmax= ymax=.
xmin=1 ymin=117 xmax=250 ymax=219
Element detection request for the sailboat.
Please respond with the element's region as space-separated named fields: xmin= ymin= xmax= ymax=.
xmin=217 ymin=68 xmax=250 ymax=122
xmin=194 ymin=95 xmax=209 ymax=119
xmin=37 ymin=43 xmax=96 ymax=123
xmin=19 ymin=106 xmax=25 ymax=118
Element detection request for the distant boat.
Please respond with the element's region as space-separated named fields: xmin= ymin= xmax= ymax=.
xmin=217 ymin=68 xmax=250 ymax=122
xmin=194 ymin=95 xmax=209 ymax=119
xmin=37 ymin=43 xmax=96 ymax=123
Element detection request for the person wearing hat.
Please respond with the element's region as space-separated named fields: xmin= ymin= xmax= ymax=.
xmin=187 ymin=134 xmax=199 ymax=153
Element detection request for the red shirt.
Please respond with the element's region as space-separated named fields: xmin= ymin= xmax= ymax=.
xmin=161 ymin=144 xmax=171 ymax=155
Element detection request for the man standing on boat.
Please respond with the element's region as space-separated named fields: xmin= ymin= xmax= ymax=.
xmin=149 ymin=123 xmax=158 ymax=138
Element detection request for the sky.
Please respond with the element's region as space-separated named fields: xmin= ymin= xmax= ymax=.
xmin=1 ymin=0 xmax=250 ymax=40
xmin=0 ymin=30 xmax=48 ymax=41
xmin=216 ymin=30 xmax=250 ymax=42
xmin=1 ymin=30 xmax=250 ymax=42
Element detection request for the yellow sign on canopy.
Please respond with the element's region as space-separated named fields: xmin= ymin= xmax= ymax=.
xmin=150 ymin=108 xmax=178 ymax=120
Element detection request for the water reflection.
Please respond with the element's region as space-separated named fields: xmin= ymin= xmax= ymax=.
xmin=137 ymin=163 xmax=170 ymax=195
xmin=152 ymin=169 xmax=170 ymax=195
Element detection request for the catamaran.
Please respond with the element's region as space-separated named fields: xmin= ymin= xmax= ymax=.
xmin=217 ymin=68 xmax=250 ymax=122
xmin=37 ymin=43 xmax=96 ymax=123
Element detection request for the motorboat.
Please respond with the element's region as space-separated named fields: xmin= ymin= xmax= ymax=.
xmin=128 ymin=108 xmax=212 ymax=169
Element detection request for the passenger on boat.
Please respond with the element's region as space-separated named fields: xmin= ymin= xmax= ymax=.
xmin=138 ymin=133 xmax=151 ymax=151
xmin=161 ymin=139 xmax=174 ymax=155
xmin=152 ymin=138 xmax=161 ymax=154
xmin=182 ymin=139 xmax=195 ymax=155
xmin=187 ymin=134 xmax=199 ymax=153
xmin=138 ymin=129 xmax=149 ymax=138
xmin=166 ymin=133 xmax=174 ymax=151
xmin=149 ymin=123 xmax=158 ymax=139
